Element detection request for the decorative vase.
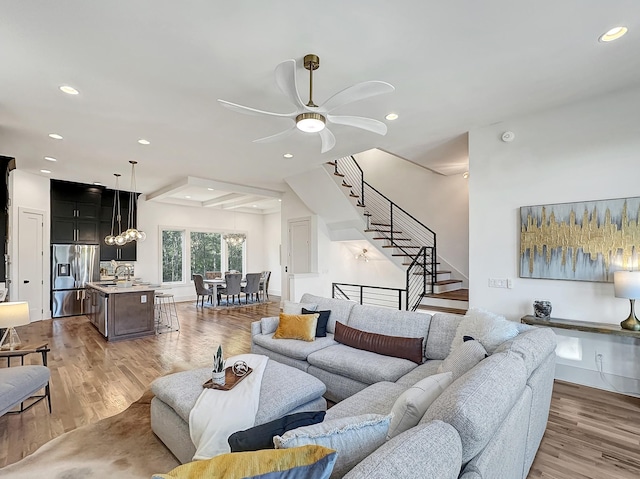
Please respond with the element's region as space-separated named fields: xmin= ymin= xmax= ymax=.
xmin=212 ymin=370 xmax=226 ymax=386
xmin=533 ymin=300 xmax=552 ymax=319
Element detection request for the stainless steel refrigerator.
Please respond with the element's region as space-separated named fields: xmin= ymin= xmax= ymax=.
xmin=51 ymin=244 xmax=99 ymax=318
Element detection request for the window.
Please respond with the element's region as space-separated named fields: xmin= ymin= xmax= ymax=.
xmin=190 ymin=232 xmax=222 ymax=278
xmin=160 ymin=227 xmax=246 ymax=284
xmin=162 ymin=229 xmax=185 ymax=283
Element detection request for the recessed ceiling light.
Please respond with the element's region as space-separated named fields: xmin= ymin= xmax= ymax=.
xmin=385 ymin=113 xmax=399 ymax=121
xmin=207 ymin=188 xmax=214 ymax=191
xmin=93 ymin=182 xmax=102 ymax=186
xmin=40 ymin=169 xmax=51 ymax=174
xmin=599 ymin=26 xmax=628 ymax=42
xmin=185 ymin=195 xmax=191 ymax=199
xmin=44 ymin=156 xmax=57 ymax=162
xmin=59 ymin=85 xmax=79 ymax=95
xmin=48 ymin=133 xmax=63 ymax=140
xmin=283 ymin=153 xmax=294 ymax=159
xmin=463 ymin=171 xmax=469 ymax=179
xmin=252 ymin=205 xmax=257 ymax=208
xmin=278 ymin=199 xmax=282 ymax=202
xmin=138 ymin=139 xmax=150 ymax=145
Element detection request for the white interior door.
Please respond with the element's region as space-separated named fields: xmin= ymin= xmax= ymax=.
xmin=18 ymin=209 xmax=44 ymax=321
xmin=288 ymin=218 xmax=311 ymax=274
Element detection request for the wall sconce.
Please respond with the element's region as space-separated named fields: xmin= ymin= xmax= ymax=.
xmin=355 ymin=249 xmax=370 ymax=262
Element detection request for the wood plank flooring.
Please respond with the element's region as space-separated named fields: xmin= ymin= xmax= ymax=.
xmin=2 ymin=297 xmax=639 ymax=478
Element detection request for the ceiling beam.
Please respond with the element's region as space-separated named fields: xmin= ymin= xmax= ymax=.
xmin=186 ymin=176 xmax=282 ymax=199
xmin=221 ymin=196 xmax=266 ymax=210
xmin=202 ymin=193 xmax=245 ymax=207
xmin=145 ymin=177 xmax=191 ymax=202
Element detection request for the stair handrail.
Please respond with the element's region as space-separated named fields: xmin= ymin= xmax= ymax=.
xmin=332 ymin=156 xmax=437 ymax=310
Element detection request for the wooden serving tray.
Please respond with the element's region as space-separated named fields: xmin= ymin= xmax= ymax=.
xmin=202 ymin=366 xmax=253 ymax=391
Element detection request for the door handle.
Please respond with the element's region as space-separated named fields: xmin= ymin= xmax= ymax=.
xmin=24 ymin=280 xmax=30 ymax=283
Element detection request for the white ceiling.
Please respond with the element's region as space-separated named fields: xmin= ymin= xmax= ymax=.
xmin=1 ymin=1 xmax=638 ymax=205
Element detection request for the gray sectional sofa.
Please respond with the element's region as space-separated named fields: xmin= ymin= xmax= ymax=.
xmin=251 ymin=293 xmax=557 ymax=479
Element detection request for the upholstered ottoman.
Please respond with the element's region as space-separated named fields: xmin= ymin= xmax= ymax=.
xmin=150 ymin=359 xmax=327 ymax=463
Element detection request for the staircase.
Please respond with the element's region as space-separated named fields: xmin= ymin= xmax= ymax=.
xmin=327 ymin=156 xmax=465 ymax=311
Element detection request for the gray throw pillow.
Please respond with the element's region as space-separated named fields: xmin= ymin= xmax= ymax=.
xmin=438 ymin=339 xmax=487 ymax=380
xmin=283 ymin=300 xmax=318 ymax=315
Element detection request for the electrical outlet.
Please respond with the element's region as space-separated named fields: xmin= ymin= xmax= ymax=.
xmin=507 ymin=278 xmax=513 ymax=289
xmin=141 ymin=294 xmax=147 ymax=304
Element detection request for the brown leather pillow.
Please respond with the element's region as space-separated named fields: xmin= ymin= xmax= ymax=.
xmin=334 ymin=322 xmax=423 ymax=364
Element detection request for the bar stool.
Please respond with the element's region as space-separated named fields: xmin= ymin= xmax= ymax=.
xmin=155 ymin=292 xmax=180 ymax=334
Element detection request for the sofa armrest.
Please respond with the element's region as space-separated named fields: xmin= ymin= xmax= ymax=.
xmin=343 ymin=420 xmax=462 ymax=479
xmin=250 ymin=320 xmax=262 ymax=337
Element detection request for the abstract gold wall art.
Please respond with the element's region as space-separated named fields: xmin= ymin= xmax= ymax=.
xmin=520 ymin=197 xmax=640 ymax=282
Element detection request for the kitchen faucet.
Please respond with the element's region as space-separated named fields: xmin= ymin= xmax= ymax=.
xmin=114 ymin=264 xmax=133 ymax=280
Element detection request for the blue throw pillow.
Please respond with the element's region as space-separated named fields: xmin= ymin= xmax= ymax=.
xmin=302 ymin=308 xmax=331 ymax=337
xmin=228 ymin=411 xmax=326 ymax=452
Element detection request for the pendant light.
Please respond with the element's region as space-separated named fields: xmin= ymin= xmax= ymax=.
xmin=122 ymin=160 xmax=145 ymax=242
xmin=104 ymin=173 xmax=123 ymax=246
xmin=223 ymin=210 xmax=245 ymax=246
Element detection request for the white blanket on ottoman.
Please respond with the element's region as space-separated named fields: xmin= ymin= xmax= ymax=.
xmin=189 ymin=353 xmax=269 ymax=460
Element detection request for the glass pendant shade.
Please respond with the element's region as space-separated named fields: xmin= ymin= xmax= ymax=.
xmin=115 ymin=234 xmax=126 ymax=246
xmin=223 ymin=233 xmax=246 ymax=247
xmin=104 ymin=235 xmax=116 ymax=245
xmin=136 ymin=231 xmax=146 ymax=241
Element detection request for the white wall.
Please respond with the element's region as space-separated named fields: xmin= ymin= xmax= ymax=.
xmin=262 ymin=212 xmax=282 ymax=296
xmin=356 ymin=149 xmax=469 ymax=279
xmin=8 ymin=170 xmax=51 ymax=319
xmin=468 ymin=86 xmax=640 ymax=396
xmin=136 ymin=198 xmax=277 ymax=301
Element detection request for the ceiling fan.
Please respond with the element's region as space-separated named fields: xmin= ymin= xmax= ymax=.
xmin=218 ymin=54 xmax=395 ymax=153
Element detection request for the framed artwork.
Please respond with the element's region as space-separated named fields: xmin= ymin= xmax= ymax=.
xmin=520 ymin=196 xmax=640 ymax=282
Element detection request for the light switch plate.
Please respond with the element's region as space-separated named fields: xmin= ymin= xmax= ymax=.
xmin=141 ymin=295 xmax=147 ymax=303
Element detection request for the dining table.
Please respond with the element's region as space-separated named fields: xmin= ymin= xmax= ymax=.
xmin=203 ymin=277 xmax=265 ymax=306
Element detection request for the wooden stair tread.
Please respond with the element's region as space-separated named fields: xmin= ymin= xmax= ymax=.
xmin=403 ymin=262 xmax=439 ymax=266
xmin=425 ymin=289 xmax=469 ymax=301
xmin=342 ymin=180 xmax=353 ymax=188
xmin=417 ymin=305 xmax=468 ymax=315
xmin=382 ymin=245 xmax=422 ymax=249
xmin=434 ymin=279 xmax=463 ymax=285
xmin=365 ymin=229 xmax=403 ymax=234
xmin=349 ymin=193 xmax=359 ymax=198
xmin=370 ymin=222 xmax=391 ymax=226
xmin=334 ymin=172 xmax=345 ymax=177
xmin=372 ymin=237 xmax=411 ymax=241
xmin=413 ymin=270 xmax=450 ymax=275
xmin=326 ymin=161 xmax=337 ymax=167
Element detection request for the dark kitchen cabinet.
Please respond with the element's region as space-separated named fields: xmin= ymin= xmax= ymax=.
xmin=99 ymin=191 xmax=137 ymax=261
xmin=51 ymin=181 xmax=102 ymax=244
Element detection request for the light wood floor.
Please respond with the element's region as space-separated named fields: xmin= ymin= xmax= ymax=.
xmin=1 ymin=298 xmax=639 ymax=478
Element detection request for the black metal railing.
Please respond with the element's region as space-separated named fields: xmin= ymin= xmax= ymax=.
xmin=332 ymin=283 xmax=406 ymax=310
xmin=332 ymin=156 xmax=437 ymax=310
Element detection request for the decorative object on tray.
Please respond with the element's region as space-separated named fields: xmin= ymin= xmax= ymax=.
xmin=613 ymin=270 xmax=640 ymax=331
xmin=520 ymin=196 xmax=640 ymax=282
xmin=533 ymin=300 xmax=552 ymax=319
xmin=232 ymin=360 xmax=250 ymax=377
xmin=203 ymin=366 xmax=254 ymax=391
xmin=212 ymin=345 xmax=225 ymax=386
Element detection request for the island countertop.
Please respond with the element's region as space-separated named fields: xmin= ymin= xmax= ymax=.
xmin=87 ymin=281 xmax=160 ymax=294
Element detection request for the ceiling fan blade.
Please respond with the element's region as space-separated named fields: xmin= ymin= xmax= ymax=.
xmin=275 ymin=59 xmax=306 ymax=110
xmin=319 ymin=128 xmax=336 ymax=153
xmin=217 ymin=99 xmax=295 ymax=118
xmin=319 ymin=81 xmax=395 ymax=113
xmin=327 ymin=115 xmax=388 ymax=135
xmin=253 ymin=125 xmax=297 ymax=144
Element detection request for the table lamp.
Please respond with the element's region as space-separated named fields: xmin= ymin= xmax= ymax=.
xmin=613 ymin=271 xmax=640 ymax=331
xmin=0 ymin=301 xmax=30 ymax=350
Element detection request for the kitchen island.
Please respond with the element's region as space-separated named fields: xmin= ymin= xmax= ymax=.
xmin=86 ymin=282 xmax=158 ymax=341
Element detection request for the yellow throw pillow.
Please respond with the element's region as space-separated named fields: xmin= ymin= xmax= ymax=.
xmin=152 ymin=445 xmax=337 ymax=479
xmin=273 ymin=312 xmax=319 ymax=341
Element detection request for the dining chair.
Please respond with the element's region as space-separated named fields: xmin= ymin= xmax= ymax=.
xmin=259 ymin=271 xmax=271 ymax=301
xmin=218 ymin=273 xmax=242 ymax=306
xmin=242 ymin=273 xmax=262 ymax=304
xmin=192 ymin=274 xmax=213 ymax=307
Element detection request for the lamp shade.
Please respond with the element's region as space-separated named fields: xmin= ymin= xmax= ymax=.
xmin=613 ymin=271 xmax=640 ymax=299
xmin=0 ymin=301 xmax=30 ymax=328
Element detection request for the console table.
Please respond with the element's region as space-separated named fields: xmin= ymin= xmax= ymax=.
xmin=521 ymin=315 xmax=640 ymax=338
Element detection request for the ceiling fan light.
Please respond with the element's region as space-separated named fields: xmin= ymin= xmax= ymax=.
xmin=296 ymin=113 xmax=326 ymax=132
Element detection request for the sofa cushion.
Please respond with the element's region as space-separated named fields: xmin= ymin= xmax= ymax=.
xmin=347 ymin=305 xmax=431 ymax=360
xmin=335 ymin=322 xmax=423 ymax=364
xmin=253 ymin=333 xmax=338 ymax=361
xmin=274 ymin=414 xmax=392 ymax=479
xmin=394 ymin=360 xmax=443 ymax=388
xmin=274 ymin=313 xmax=319 ymax=342
xmin=259 ymin=316 xmax=280 ymax=335
xmin=307 ymin=344 xmax=417 ymax=385
xmin=437 ymin=339 xmax=487 ymax=381
xmin=303 ymin=308 xmax=331 ymax=337
xmin=228 ymin=411 xmax=326 ymax=452
xmin=300 ymin=294 xmax=357 ymax=334
xmin=283 ymin=300 xmax=318 ymax=315
xmin=325 ymin=382 xmax=406 ymax=420
xmin=493 ymin=327 xmax=557 ymax=376
xmin=388 ymin=372 xmax=453 ymax=439
xmin=421 ymin=350 xmax=528 ymax=462
xmin=152 ymin=445 xmax=337 ymax=479
xmin=451 ymin=308 xmax=519 ymax=354
xmin=425 ymin=313 xmax=463 ymax=360
xmin=343 ymin=421 xmax=462 ymax=479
